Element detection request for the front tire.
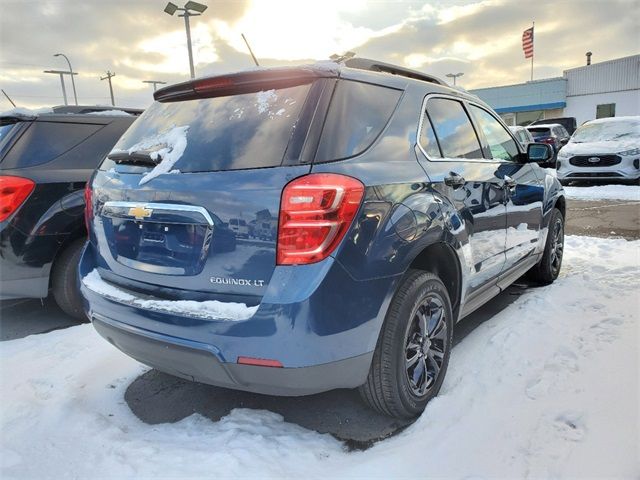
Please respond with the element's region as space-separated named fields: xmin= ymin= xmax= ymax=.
xmin=52 ymin=238 xmax=88 ymax=322
xmin=359 ymin=270 xmax=453 ymax=419
xmin=529 ymin=208 xmax=564 ymax=284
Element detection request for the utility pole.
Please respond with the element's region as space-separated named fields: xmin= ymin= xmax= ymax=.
xmin=241 ymin=33 xmax=260 ymax=67
xmin=100 ymin=71 xmax=116 ymax=106
xmin=44 ymin=69 xmax=77 ymax=106
xmin=143 ymin=80 xmax=167 ymax=92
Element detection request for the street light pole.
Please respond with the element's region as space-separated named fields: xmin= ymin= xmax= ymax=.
xmin=182 ymin=12 xmax=195 ymax=79
xmin=44 ymin=69 xmax=77 ymax=105
xmin=54 ymin=53 xmax=78 ymax=105
xmin=445 ymin=72 xmax=464 ymax=86
xmin=164 ymin=2 xmax=208 ymax=79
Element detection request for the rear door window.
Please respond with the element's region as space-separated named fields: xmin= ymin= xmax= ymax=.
xmin=103 ymin=82 xmax=313 ymax=172
xmin=315 ymin=80 xmax=402 ymax=162
xmin=469 ymin=105 xmax=520 ymax=161
xmin=419 ymin=115 xmax=442 ymax=158
xmin=426 ymin=98 xmax=483 ymax=159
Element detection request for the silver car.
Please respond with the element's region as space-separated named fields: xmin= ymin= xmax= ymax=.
xmin=509 ymin=125 xmax=535 ymax=150
xmin=556 ymin=116 xmax=640 ymax=184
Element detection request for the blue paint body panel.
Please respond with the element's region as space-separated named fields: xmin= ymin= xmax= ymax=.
xmin=80 ymin=65 xmax=564 ymax=395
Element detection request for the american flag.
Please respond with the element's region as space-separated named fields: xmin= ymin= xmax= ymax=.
xmin=522 ymin=26 xmax=534 ymax=59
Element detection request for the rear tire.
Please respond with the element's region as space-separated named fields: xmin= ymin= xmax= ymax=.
xmin=359 ymin=270 xmax=453 ymax=419
xmin=52 ymin=238 xmax=88 ymax=322
xmin=528 ymin=208 xmax=564 ymax=285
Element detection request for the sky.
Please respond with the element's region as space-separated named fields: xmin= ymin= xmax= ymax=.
xmin=1 ymin=0 xmax=638 ymax=110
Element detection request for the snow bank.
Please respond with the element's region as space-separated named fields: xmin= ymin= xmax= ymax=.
xmin=109 ymin=125 xmax=189 ymax=186
xmin=82 ymin=269 xmax=257 ymax=321
xmin=2 ymin=235 xmax=638 ymax=478
xmin=564 ymin=184 xmax=640 ymax=201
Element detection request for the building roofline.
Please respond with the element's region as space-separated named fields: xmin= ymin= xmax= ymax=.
xmin=469 ymin=77 xmax=565 ymax=93
xmin=563 ymin=53 xmax=640 ymax=74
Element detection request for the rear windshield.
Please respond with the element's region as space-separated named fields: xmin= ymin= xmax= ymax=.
xmin=315 ymin=80 xmax=402 ymax=162
xmin=528 ymin=127 xmax=551 ymax=138
xmin=101 ymin=83 xmax=312 ymax=172
xmin=1 ymin=121 xmax=103 ymax=169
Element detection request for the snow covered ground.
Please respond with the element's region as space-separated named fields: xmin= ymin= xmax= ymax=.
xmin=1 ymin=236 xmax=638 ymax=479
xmin=564 ymin=184 xmax=640 ymax=201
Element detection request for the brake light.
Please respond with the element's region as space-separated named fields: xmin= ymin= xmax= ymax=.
xmin=0 ymin=176 xmax=35 ymax=222
xmin=277 ymin=173 xmax=364 ymax=265
xmin=84 ymin=182 xmax=93 ymax=232
xmin=541 ymin=138 xmax=555 ymax=145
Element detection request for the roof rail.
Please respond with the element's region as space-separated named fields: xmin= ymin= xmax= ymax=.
xmin=343 ymin=58 xmax=446 ymax=86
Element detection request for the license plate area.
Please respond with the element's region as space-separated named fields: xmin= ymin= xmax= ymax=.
xmin=101 ymin=202 xmax=214 ymax=276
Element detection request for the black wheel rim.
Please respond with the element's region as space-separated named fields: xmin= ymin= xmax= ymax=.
xmin=404 ymin=295 xmax=447 ymax=397
xmin=550 ymin=218 xmax=564 ymax=275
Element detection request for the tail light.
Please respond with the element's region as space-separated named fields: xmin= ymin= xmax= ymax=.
xmin=0 ymin=176 xmax=35 ymax=222
xmin=277 ymin=173 xmax=364 ymax=265
xmin=541 ymin=138 xmax=555 ymax=145
xmin=84 ymin=182 xmax=93 ymax=232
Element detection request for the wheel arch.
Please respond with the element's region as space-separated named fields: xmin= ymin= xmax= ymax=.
xmin=408 ymin=241 xmax=462 ymax=321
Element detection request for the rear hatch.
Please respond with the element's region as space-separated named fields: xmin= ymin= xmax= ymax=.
xmin=87 ymin=67 xmax=403 ymax=305
xmin=88 ymin=70 xmax=332 ymax=303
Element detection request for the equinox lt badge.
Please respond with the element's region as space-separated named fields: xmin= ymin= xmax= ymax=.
xmin=210 ymin=277 xmax=265 ymax=287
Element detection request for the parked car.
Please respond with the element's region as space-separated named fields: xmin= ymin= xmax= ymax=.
xmin=228 ymin=218 xmax=249 ymax=238
xmin=526 ymin=123 xmax=570 ymax=166
xmin=80 ymin=59 xmax=563 ymax=419
xmin=557 ymin=116 xmax=640 ymax=184
xmin=0 ymin=105 xmax=141 ymax=319
xmin=509 ymin=125 xmax=535 ymax=150
xmin=530 ymin=117 xmax=577 ymax=135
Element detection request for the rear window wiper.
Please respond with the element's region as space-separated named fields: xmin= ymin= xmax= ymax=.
xmin=107 ymin=150 xmax=161 ymax=167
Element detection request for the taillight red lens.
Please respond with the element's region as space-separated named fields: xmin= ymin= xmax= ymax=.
xmin=84 ymin=182 xmax=93 ymax=232
xmin=277 ymin=173 xmax=364 ymax=265
xmin=0 ymin=176 xmax=35 ymax=222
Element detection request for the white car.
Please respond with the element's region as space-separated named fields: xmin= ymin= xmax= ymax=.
xmin=556 ymin=116 xmax=640 ymax=184
xmin=509 ymin=125 xmax=535 ymax=150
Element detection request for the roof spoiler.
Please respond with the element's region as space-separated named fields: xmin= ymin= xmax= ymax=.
xmin=154 ymin=67 xmax=333 ymax=102
xmin=343 ymin=58 xmax=446 ymax=86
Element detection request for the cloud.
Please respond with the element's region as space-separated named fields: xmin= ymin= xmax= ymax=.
xmin=1 ymin=0 xmax=637 ymax=109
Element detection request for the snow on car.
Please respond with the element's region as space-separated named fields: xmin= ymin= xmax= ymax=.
xmin=1 ymin=235 xmax=637 ymax=479
xmin=557 ymin=116 xmax=640 ymax=184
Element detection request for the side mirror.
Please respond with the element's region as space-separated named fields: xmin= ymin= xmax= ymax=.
xmin=527 ymin=143 xmax=553 ymax=163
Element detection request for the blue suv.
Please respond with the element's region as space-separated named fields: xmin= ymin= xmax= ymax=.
xmin=80 ymin=59 xmax=564 ymax=418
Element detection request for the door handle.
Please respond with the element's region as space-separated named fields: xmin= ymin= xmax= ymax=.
xmin=503 ymin=175 xmax=517 ymax=191
xmin=444 ymin=172 xmax=465 ymax=188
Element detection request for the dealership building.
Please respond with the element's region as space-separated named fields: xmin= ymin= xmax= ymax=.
xmin=470 ymin=54 xmax=639 ymax=126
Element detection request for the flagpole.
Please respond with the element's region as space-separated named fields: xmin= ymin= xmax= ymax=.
xmin=531 ymin=21 xmax=535 ymax=81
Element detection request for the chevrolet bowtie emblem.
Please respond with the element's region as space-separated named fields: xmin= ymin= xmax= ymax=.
xmin=128 ymin=205 xmax=153 ymax=220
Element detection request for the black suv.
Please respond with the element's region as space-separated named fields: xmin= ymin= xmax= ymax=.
xmin=81 ymin=59 xmax=564 ymax=418
xmin=0 ymin=106 xmax=141 ymax=319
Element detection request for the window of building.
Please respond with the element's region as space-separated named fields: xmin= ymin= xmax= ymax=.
xmin=596 ymin=103 xmax=616 ymax=119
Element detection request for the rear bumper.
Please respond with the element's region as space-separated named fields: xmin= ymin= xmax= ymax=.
xmin=80 ymin=242 xmax=399 ymax=395
xmin=93 ymin=314 xmax=373 ymax=396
